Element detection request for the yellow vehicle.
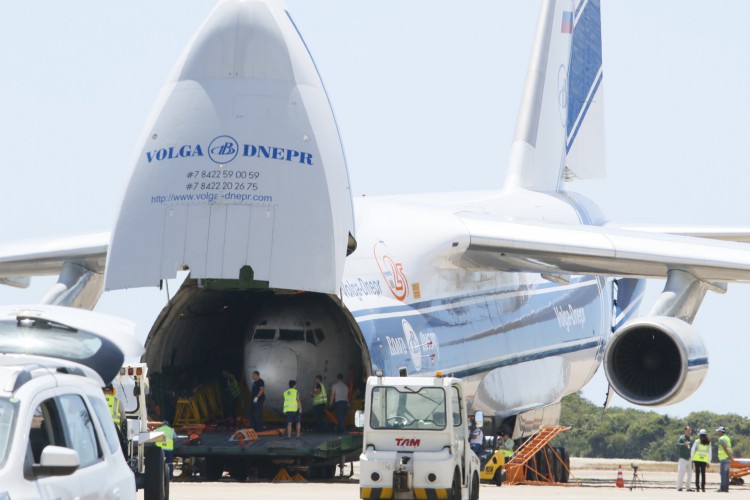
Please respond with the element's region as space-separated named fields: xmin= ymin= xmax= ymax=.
xmin=478 ymin=448 xmax=505 ymax=486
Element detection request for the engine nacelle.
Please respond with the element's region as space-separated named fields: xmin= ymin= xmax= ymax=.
xmin=603 ymin=316 xmax=708 ymax=406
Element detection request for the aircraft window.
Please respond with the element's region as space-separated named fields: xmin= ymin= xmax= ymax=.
xmin=305 ymin=330 xmax=316 ymax=345
xmin=58 ymin=394 xmax=102 ymax=468
xmin=279 ymin=329 xmax=304 ymax=341
xmin=253 ymin=328 xmax=276 ymax=340
xmin=313 ymin=329 xmax=325 ymax=343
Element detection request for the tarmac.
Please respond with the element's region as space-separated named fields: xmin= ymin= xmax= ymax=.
xmin=138 ymin=457 xmax=748 ymax=499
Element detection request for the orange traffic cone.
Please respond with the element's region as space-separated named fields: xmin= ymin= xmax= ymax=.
xmin=616 ymin=465 xmax=625 ymax=488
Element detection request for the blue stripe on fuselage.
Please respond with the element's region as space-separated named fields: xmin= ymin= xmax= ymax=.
xmin=353 ymin=277 xmax=604 ymax=378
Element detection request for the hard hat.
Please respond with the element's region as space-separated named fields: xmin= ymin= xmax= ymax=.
xmin=715 ymin=426 xmax=726 ymax=433
xmin=162 ymin=420 xmax=170 ymax=426
xmin=699 ymin=429 xmax=707 ymax=435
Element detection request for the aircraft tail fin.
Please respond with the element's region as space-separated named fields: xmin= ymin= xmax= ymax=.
xmin=504 ymin=0 xmax=604 ymax=192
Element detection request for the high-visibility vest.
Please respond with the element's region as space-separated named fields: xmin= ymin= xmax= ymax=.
xmin=105 ymin=394 xmax=122 ymax=427
xmin=227 ymin=374 xmax=241 ymax=398
xmin=501 ymin=438 xmax=514 ymax=458
xmin=693 ymin=442 xmax=710 ymax=463
xmin=313 ymin=383 xmax=327 ymax=406
xmin=283 ymin=388 xmax=299 ymax=413
xmin=718 ymin=435 xmax=733 ymax=461
xmin=155 ymin=425 xmax=175 ymax=451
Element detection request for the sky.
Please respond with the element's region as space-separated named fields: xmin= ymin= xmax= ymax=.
xmin=1 ymin=1 xmax=749 ymax=420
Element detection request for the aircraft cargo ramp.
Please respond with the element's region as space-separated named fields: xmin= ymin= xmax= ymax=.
xmin=174 ymin=428 xmax=362 ymax=481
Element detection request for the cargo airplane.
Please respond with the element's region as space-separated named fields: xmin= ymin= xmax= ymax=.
xmin=3 ymin=0 xmax=750 ymax=436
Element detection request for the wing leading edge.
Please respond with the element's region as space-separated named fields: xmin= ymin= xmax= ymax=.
xmin=0 ymin=232 xmax=109 ymax=279
xmin=458 ymin=214 xmax=750 ymax=283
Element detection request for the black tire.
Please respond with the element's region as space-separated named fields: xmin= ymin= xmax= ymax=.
xmin=144 ymin=446 xmax=166 ymax=500
xmin=205 ymin=457 xmax=224 ymax=481
xmin=228 ymin=460 xmax=249 ymax=482
xmin=448 ymin=469 xmax=461 ymax=500
xmin=493 ymin=467 xmax=503 ymax=486
xmin=258 ymin=462 xmax=279 ymax=481
xmin=560 ymin=448 xmax=570 ymax=483
xmin=163 ymin=462 xmax=170 ymax=500
xmin=544 ymin=446 xmax=557 ymax=483
xmin=552 ymin=447 xmax=563 ymax=483
xmin=526 ymin=454 xmax=537 ymax=481
xmin=470 ymin=472 xmax=479 ymax=500
xmin=537 ymin=449 xmax=549 ymax=481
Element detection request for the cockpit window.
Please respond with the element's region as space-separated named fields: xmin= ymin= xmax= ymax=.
xmin=279 ymin=329 xmax=304 ymax=341
xmin=305 ymin=330 xmax=316 ymax=345
xmin=252 ymin=328 xmax=276 ymax=340
xmin=313 ymin=328 xmax=325 ymax=343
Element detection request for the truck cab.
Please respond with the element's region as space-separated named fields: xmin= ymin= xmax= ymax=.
xmin=358 ymin=373 xmax=480 ymax=500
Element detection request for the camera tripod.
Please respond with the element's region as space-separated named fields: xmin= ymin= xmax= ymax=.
xmin=629 ymin=465 xmax=644 ymax=491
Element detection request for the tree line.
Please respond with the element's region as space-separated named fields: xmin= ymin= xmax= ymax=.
xmin=554 ymin=392 xmax=748 ymax=461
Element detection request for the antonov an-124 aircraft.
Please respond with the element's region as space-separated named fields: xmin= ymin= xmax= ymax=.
xmin=2 ymin=0 xmax=750 ymax=435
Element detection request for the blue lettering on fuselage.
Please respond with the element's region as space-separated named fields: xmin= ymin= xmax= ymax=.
xmin=342 ymin=278 xmax=383 ymax=300
xmin=242 ymin=144 xmax=313 ymax=165
xmin=144 ymin=137 xmax=313 ymax=166
xmin=146 ymin=144 xmax=204 ymax=163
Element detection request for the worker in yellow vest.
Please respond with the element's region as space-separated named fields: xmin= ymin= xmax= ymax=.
xmin=155 ymin=420 xmax=176 ymax=480
xmin=312 ymin=374 xmax=327 ymax=432
xmin=283 ymin=380 xmax=302 ymax=438
xmin=221 ymin=369 xmax=241 ymax=426
xmin=691 ymin=429 xmax=711 ymax=492
xmin=103 ymin=384 xmax=124 ymax=429
xmin=499 ymin=432 xmax=514 ymax=459
xmin=716 ymin=426 xmax=734 ymax=492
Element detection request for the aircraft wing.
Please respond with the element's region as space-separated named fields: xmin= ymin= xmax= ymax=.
xmin=0 ymin=232 xmax=109 ymax=279
xmin=459 ymin=215 xmax=750 ymax=282
xmin=608 ymin=224 xmax=750 ymax=244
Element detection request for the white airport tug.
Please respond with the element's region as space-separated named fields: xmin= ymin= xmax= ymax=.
xmin=357 ymin=372 xmax=481 ymax=500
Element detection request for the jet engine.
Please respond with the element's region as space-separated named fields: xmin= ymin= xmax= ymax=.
xmin=603 ymin=316 xmax=708 ymax=406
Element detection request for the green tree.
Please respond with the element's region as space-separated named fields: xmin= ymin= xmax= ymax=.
xmin=554 ymin=392 xmax=750 ymax=460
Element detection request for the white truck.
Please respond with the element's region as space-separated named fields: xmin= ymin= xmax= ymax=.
xmin=357 ymin=373 xmax=481 ymax=500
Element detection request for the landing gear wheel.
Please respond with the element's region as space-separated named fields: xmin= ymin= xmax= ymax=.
xmin=560 ymin=448 xmax=570 ymax=483
xmin=229 ymin=461 xmax=249 ymax=482
xmin=470 ymin=472 xmax=479 ymax=500
xmin=144 ymin=446 xmax=166 ymax=500
xmin=205 ymin=457 xmax=224 ymax=481
xmin=553 ymin=447 xmax=564 ymax=483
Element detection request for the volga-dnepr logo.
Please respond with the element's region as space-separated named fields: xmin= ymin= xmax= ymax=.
xmin=145 ymin=135 xmax=314 ymax=166
xmin=208 ymin=135 xmax=238 ymax=164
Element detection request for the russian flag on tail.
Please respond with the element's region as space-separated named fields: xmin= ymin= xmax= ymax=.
xmin=561 ymin=11 xmax=573 ymax=33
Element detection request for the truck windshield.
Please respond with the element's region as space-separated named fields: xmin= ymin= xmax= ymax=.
xmin=370 ymin=386 xmax=446 ymax=430
xmin=0 ymin=397 xmax=17 ymax=469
